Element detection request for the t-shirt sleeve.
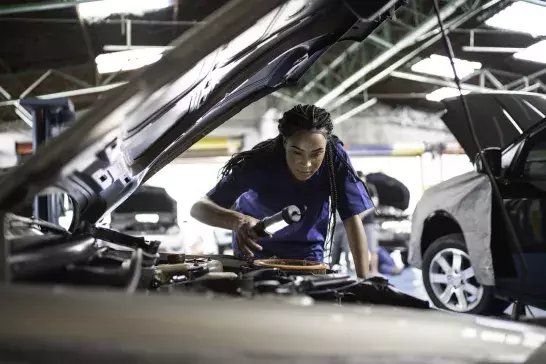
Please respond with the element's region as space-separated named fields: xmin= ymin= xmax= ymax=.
xmin=334 ymin=143 xmax=375 ymax=221
xmin=206 ymin=163 xmax=253 ymax=209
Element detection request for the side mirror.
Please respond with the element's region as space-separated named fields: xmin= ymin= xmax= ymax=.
xmin=475 ymin=147 xmax=501 ymax=177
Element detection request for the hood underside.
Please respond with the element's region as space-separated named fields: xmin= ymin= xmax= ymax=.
xmin=441 ymin=93 xmax=546 ymax=158
xmin=0 ymin=0 xmax=402 ymax=226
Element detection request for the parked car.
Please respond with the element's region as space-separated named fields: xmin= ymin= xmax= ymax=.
xmin=376 ymin=208 xmax=411 ymax=263
xmin=367 ymin=172 xmax=411 ymax=263
xmin=110 ymin=185 xmax=184 ymax=254
xmin=409 ymin=92 xmax=546 ymax=315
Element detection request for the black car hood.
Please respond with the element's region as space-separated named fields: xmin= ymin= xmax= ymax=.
xmin=441 ymin=93 xmax=546 ymax=158
xmin=0 ymin=0 xmax=402 ymax=225
xmin=366 ymin=172 xmax=410 ymax=211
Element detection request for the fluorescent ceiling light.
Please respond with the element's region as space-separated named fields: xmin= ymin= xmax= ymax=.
xmin=485 ymin=1 xmax=546 ymax=37
xmin=514 ymin=40 xmax=546 ymax=64
xmin=78 ymin=0 xmax=172 ymax=21
xmin=95 ymin=48 xmax=165 ymax=74
xmin=411 ymin=54 xmax=482 ymax=79
xmin=426 ymin=87 xmax=470 ymax=102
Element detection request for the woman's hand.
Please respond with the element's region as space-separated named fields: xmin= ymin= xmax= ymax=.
xmin=234 ymin=216 xmax=264 ymax=257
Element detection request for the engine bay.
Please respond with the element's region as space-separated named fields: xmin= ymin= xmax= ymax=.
xmin=5 ymin=213 xmax=428 ymax=310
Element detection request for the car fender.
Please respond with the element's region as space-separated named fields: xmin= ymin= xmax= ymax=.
xmin=408 ymin=171 xmax=495 ymax=286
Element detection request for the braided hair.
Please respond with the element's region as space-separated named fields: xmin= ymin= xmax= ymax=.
xmin=220 ymin=104 xmax=366 ymax=263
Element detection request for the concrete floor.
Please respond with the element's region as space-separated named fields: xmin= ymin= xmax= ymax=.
xmin=385 ymin=267 xmax=428 ymax=301
xmin=386 ymin=268 xmax=546 ymax=317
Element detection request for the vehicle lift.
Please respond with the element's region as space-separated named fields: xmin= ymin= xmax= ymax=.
xmin=19 ymin=98 xmax=76 ymax=225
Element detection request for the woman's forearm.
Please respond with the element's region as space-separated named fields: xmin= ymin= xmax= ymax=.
xmin=190 ymin=197 xmax=245 ymax=230
xmin=343 ymin=214 xmax=370 ymax=278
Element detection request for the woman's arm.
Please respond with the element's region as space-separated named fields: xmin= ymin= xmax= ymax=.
xmin=190 ymin=196 xmax=245 ymax=230
xmin=190 ymin=197 xmax=263 ymax=256
xmin=343 ymin=213 xmax=370 ymax=278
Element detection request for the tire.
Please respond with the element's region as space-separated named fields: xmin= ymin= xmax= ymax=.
xmin=422 ymin=234 xmax=509 ymax=316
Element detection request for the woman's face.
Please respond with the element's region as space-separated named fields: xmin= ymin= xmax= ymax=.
xmin=284 ymin=130 xmax=327 ymax=181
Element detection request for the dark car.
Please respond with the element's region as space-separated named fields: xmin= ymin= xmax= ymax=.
xmin=1 ymin=2 xmax=546 ymax=363
xmin=409 ymin=93 xmax=546 ymax=316
xmin=110 ymin=185 xmax=184 ymax=254
xmin=368 ymin=172 xmax=411 ymax=263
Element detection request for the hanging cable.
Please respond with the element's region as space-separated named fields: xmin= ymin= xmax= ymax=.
xmin=431 ymin=0 xmax=527 ymax=297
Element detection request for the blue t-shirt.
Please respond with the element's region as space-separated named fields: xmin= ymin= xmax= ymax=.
xmin=206 ymin=142 xmax=373 ymax=262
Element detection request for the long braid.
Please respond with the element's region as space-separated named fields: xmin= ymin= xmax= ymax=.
xmin=219 ymin=136 xmax=282 ymax=179
xmin=332 ymin=147 xmax=375 ymax=203
xmin=324 ymin=139 xmax=338 ymax=266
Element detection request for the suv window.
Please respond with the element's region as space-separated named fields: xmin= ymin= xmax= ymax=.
xmin=523 ymin=140 xmax=546 ymax=179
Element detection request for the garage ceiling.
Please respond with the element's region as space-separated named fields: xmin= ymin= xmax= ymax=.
xmin=0 ymin=0 xmax=545 ymax=130
xmin=0 ymin=0 xmax=229 ymax=122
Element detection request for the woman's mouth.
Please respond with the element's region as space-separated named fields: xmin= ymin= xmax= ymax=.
xmin=298 ymin=170 xmax=313 ymax=175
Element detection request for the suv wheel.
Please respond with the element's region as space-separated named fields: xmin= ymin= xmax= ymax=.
xmin=422 ymin=234 xmax=509 ymax=315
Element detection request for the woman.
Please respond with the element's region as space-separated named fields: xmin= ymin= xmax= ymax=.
xmin=190 ymin=104 xmax=374 ymax=278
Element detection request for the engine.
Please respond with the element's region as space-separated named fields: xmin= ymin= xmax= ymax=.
xmin=5 ymin=213 xmax=428 ymax=310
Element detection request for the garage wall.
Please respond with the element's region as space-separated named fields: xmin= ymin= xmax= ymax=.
xmin=217 ymin=99 xmax=455 ymax=147
xmin=333 ymin=103 xmax=454 ymax=145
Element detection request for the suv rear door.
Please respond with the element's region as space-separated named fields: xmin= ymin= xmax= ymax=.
xmin=496 ymin=120 xmax=546 ymax=305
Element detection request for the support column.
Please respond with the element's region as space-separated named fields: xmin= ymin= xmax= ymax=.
xmin=21 ymin=98 xmax=76 ymax=224
xmin=259 ymin=107 xmax=281 ymax=141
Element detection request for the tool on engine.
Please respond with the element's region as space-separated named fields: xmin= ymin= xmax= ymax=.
xmin=154 ymin=257 xmax=224 ymax=284
xmin=252 ymin=205 xmax=305 ymax=237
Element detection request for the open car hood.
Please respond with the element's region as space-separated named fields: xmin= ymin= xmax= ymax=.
xmin=366 ymin=172 xmax=410 ymax=211
xmin=0 ymin=0 xmax=402 ymax=225
xmin=441 ymin=93 xmax=546 ymax=159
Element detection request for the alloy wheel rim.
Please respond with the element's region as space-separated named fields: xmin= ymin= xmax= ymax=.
xmin=428 ymin=247 xmax=483 ymax=312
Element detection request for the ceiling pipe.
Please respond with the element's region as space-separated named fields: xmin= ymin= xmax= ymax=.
xmin=315 ymin=0 xmax=469 ymax=108
xmin=518 ymin=0 xmax=546 ymax=7
xmin=0 ymin=0 xmax=101 ymax=15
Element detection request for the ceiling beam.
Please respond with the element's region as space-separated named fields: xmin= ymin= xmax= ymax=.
xmin=332 ymin=98 xmax=378 ymax=125
xmin=314 ymin=0 xmax=469 ymax=108
xmin=323 ymin=0 xmax=503 ymax=111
